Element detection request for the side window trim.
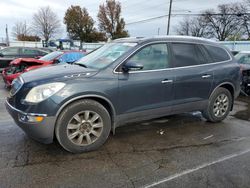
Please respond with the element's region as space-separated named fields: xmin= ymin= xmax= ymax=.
xmin=113 ymin=41 xmax=232 ymax=73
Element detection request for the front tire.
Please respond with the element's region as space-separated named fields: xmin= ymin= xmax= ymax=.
xmin=202 ymin=87 xmax=232 ymax=122
xmin=55 ymin=99 xmax=111 ymax=153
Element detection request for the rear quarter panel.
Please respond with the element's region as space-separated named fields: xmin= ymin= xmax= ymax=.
xmin=212 ymin=59 xmax=241 ymax=98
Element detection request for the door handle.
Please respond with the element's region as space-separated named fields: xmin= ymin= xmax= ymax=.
xmin=202 ymin=74 xmax=211 ymax=79
xmin=161 ymin=79 xmax=173 ymax=84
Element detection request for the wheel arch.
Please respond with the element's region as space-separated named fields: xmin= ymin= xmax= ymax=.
xmin=55 ymin=95 xmax=116 ymax=133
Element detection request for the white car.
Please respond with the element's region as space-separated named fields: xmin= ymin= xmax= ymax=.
xmin=234 ymin=51 xmax=250 ymax=70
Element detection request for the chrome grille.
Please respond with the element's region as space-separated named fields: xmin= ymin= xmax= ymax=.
xmin=10 ymin=77 xmax=24 ymax=96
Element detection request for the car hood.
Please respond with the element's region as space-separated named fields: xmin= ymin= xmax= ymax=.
xmin=21 ymin=64 xmax=98 ymax=83
xmin=10 ymin=58 xmax=51 ymax=65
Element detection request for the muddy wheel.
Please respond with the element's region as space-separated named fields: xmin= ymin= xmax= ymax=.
xmin=202 ymin=87 xmax=232 ymax=122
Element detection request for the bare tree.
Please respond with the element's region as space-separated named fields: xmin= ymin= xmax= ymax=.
xmin=175 ymin=2 xmax=250 ymax=40
xmin=175 ymin=17 xmax=209 ymax=37
xmin=175 ymin=17 xmax=191 ymax=36
xmin=32 ymin=6 xmax=61 ymax=43
xmin=203 ymin=4 xmax=241 ymax=41
xmin=98 ymin=0 xmax=129 ymax=39
xmin=12 ymin=21 xmax=40 ymax=41
xmin=12 ymin=21 xmax=29 ymax=39
xmin=236 ymin=2 xmax=250 ymax=39
xmin=191 ymin=17 xmax=211 ymax=37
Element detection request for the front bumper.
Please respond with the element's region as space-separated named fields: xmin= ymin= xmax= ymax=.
xmin=5 ymin=100 xmax=56 ymax=144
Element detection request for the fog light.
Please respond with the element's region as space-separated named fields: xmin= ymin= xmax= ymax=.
xmin=34 ymin=116 xmax=44 ymax=122
xmin=19 ymin=114 xmax=44 ymax=123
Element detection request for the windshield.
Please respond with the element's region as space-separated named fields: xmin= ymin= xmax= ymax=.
xmin=235 ymin=53 xmax=250 ymax=64
xmin=39 ymin=51 xmax=63 ymax=61
xmin=75 ymin=42 xmax=137 ymax=69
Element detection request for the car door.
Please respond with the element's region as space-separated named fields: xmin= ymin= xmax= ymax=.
xmin=169 ymin=42 xmax=214 ymax=111
xmin=0 ymin=47 xmax=20 ymax=69
xmin=117 ymin=43 xmax=175 ymax=123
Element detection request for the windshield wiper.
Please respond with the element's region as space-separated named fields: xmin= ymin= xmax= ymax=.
xmin=74 ymin=63 xmax=88 ymax=68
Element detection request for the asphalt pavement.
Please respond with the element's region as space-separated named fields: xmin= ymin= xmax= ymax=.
xmin=0 ymin=78 xmax=250 ymax=188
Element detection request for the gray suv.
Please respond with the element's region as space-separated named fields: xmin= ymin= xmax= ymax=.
xmin=5 ymin=36 xmax=241 ymax=153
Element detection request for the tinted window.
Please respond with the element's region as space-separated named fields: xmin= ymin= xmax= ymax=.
xmin=171 ymin=43 xmax=206 ymax=67
xmin=128 ymin=43 xmax=169 ymax=71
xmin=203 ymin=45 xmax=230 ymax=62
xmin=1 ymin=47 xmax=19 ymax=56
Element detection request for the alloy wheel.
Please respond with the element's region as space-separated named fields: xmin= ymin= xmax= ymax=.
xmin=213 ymin=94 xmax=229 ymax=118
xmin=66 ymin=111 xmax=104 ymax=146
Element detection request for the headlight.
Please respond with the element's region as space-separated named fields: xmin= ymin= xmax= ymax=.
xmin=25 ymin=82 xmax=65 ymax=103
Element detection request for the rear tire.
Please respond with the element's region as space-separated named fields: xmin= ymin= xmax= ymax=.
xmin=55 ymin=99 xmax=111 ymax=153
xmin=202 ymin=87 xmax=232 ymax=123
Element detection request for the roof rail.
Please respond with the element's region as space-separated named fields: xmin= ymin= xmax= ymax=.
xmin=152 ymin=35 xmax=216 ymax=42
xmin=113 ymin=37 xmax=144 ymax=41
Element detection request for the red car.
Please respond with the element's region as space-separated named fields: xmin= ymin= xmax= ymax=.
xmin=2 ymin=51 xmax=85 ymax=87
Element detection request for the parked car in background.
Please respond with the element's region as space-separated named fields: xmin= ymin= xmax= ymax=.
xmin=241 ymin=69 xmax=250 ymax=95
xmin=235 ymin=51 xmax=250 ymax=95
xmin=0 ymin=43 xmax=7 ymax=50
xmin=5 ymin=36 xmax=241 ymax=153
xmin=234 ymin=51 xmax=250 ymax=70
xmin=2 ymin=51 xmax=85 ymax=87
xmin=0 ymin=47 xmax=48 ymax=70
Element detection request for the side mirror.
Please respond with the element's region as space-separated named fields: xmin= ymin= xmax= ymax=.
xmin=122 ymin=61 xmax=143 ymax=72
xmin=0 ymin=52 xmax=4 ymax=57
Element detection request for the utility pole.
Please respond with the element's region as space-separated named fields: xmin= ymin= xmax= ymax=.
xmin=5 ymin=24 xmax=9 ymax=46
xmin=167 ymin=0 xmax=173 ymax=35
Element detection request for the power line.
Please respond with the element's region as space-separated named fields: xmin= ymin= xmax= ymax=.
xmin=126 ymin=15 xmax=168 ymax=25
xmin=126 ymin=13 xmax=250 ymax=25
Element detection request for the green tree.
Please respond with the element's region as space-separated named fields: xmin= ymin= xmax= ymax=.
xmin=17 ymin=34 xmax=40 ymax=41
xmin=64 ymin=6 xmax=105 ymax=44
xmin=98 ymin=0 xmax=129 ymax=39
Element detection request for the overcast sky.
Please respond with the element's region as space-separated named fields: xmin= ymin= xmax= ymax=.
xmin=0 ymin=0 xmax=245 ymax=41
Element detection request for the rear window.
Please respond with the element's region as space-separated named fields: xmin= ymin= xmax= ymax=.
xmin=171 ymin=43 xmax=206 ymax=67
xmin=203 ymin=45 xmax=230 ymax=63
